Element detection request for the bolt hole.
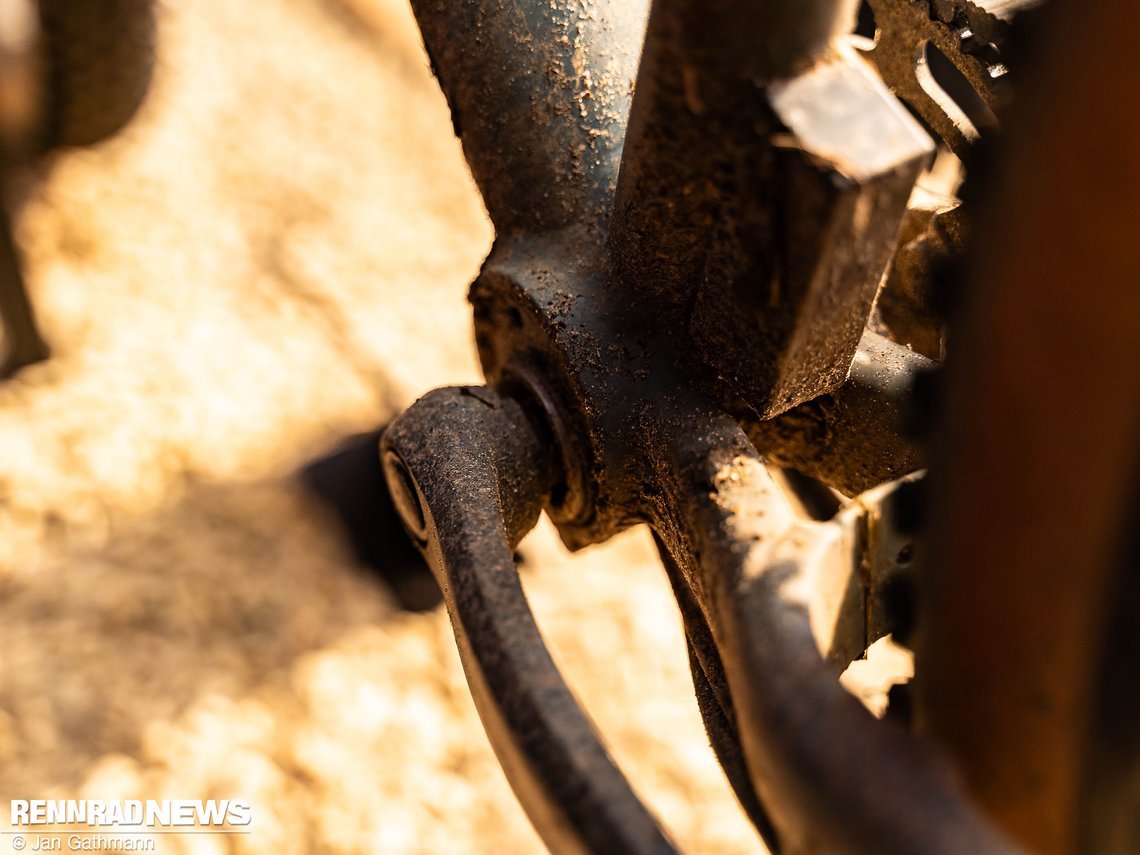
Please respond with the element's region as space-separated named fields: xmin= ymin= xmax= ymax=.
xmin=916 ymin=41 xmax=998 ymax=139
xmin=384 ymin=451 xmax=428 ymax=542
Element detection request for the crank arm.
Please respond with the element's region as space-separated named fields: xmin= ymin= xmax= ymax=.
xmin=381 ymin=386 xmax=675 ymax=855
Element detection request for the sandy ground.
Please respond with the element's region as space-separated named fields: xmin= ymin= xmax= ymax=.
xmin=0 ymin=2 xmax=903 ymax=853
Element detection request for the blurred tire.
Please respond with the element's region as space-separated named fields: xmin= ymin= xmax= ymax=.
xmin=37 ymin=0 xmax=156 ymax=150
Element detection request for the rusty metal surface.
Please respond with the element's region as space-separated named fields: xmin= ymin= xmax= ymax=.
xmin=745 ymin=329 xmax=933 ymax=497
xmin=375 ymin=0 xmax=1140 ymax=851
xmin=609 ymin=0 xmax=858 ymax=317
xmin=860 ymin=0 xmax=1034 ymax=157
xmin=654 ymin=539 xmax=779 ymax=849
xmin=645 ymin=412 xmax=1017 ymax=853
xmin=381 ymin=382 xmax=1018 ymax=853
xmin=406 ymin=0 xmax=649 ymax=236
xmin=382 ymin=0 xmax=984 ymax=850
xmin=960 ymin=0 xmax=1044 ymax=39
xmin=610 ymin=0 xmax=931 ymax=418
xmin=381 ymin=387 xmax=676 ymax=854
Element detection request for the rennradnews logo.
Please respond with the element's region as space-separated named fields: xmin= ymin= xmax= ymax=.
xmin=10 ymin=800 xmax=252 ymax=827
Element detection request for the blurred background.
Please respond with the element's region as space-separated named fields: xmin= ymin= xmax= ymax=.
xmin=0 ymin=1 xmax=898 ymax=852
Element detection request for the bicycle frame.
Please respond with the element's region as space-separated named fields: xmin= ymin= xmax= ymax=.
xmin=377 ymin=0 xmax=1056 ymax=852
